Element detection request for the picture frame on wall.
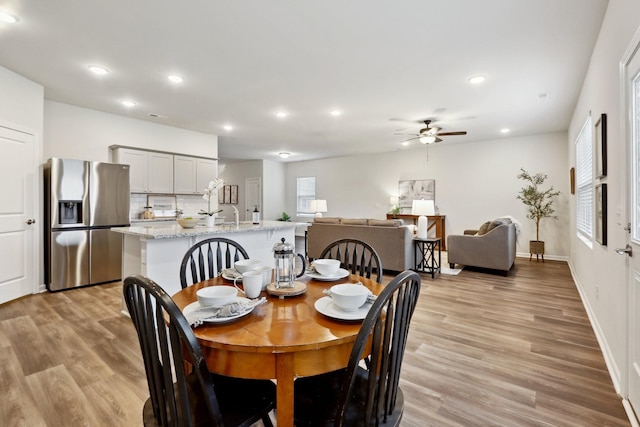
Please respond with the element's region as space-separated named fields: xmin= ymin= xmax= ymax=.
xmin=223 ymin=185 xmax=231 ymax=204
xmin=595 ymin=183 xmax=607 ymax=245
xmin=218 ymin=186 xmax=225 ymax=204
xmin=398 ymin=179 xmax=435 ymax=214
xmin=595 ymin=113 xmax=607 ymax=178
xmin=230 ymin=185 xmax=238 ymax=204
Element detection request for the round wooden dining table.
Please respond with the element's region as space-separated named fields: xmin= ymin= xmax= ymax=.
xmin=172 ymin=273 xmax=384 ymax=427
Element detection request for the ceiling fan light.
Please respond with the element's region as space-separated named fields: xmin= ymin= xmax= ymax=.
xmin=419 ymin=136 xmax=436 ymax=144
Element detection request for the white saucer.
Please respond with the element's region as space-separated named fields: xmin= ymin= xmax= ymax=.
xmin=221 ymin=271 xmax=241 ymax=282
xmin=183 ymin=297 xmax=254 ymax=324
xmin=314 ymin=296 xmax=371 ymax=321
xmin=306 ymin=268 xmax=349 ymax=281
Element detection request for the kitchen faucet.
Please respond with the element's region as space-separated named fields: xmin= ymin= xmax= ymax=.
xmin=231 ymin=205 xmax=239 ymax=227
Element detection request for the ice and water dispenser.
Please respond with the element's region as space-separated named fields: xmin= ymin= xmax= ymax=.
xmin=58 ymin=200 xmax=83 ymax=225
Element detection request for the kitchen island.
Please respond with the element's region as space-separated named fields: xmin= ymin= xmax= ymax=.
xmin=112 ymin=220 xmax=301 ymax=297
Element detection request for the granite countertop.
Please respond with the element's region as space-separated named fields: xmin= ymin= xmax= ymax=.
xmin=111 ymin=220 xmax=303 ymax=239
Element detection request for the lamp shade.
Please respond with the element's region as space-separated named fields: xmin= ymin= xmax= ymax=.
xmin=309 ymin=199 xmax=327 ymax=217
xmin=411 ymin=199 xmax=435 ymax=216
xmin=412 ymin=199 xmax=435 ymax=239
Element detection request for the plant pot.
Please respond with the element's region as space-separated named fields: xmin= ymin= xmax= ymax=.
xmin=205 ymin=215 xmax=215 ymax=228
xmin=529 ymin=240 xmax=545 ymax=262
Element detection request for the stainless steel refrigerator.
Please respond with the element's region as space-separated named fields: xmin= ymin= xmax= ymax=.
xmin=44 ymin=158 xmax=130 ymax=291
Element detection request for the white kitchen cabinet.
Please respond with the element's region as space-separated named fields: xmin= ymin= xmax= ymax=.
xmin=113 ymin=148 xmax=174 ymax=193
xmin=196 ymin=158 xmax=218 ymax=191
xmin=174 ymin=155 xmax=197 ymax=193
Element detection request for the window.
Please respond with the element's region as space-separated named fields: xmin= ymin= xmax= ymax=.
xmin=575 ymin=115 xmax=593 ymax=238
xmin=296 ymin=177 xmax=316 ymax=216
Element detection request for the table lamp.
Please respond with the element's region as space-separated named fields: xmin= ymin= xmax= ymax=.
xmin=309 ymin=199 xmax=327 ymax=217
xmin=411 ymin=199 xmax=435 ymax=239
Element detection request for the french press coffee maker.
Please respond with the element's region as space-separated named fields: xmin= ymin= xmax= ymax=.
xmin=273 ymin=238 xmax=306 ymax=288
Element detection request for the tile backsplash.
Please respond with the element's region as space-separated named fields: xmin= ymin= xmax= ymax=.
xmin=129 ymin=194 xmax=210 ymax=219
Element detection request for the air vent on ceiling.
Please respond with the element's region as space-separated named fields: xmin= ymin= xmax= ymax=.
xmin=148 ymin=113 xmax=168 ymax=119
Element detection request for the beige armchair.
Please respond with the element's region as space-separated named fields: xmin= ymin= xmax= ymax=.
xmin=447 ymin=219 xmax=516 ymax=275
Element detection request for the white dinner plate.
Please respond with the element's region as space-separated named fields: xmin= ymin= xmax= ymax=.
xmin=183 ymin=297 xmax=254 ymax=324
xmin=306 ymin=268 xmax=349 ymax=281
xmin=314 ymin=296 xmax=372 ymax=321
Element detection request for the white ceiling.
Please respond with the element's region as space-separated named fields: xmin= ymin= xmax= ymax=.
xmin=0 ymin=0 xmax=608 ymax=162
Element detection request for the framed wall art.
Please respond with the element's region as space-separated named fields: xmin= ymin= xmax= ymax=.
xmin=230 ymin=185 xmax=238 ymax=204
xmin=398 ymin=179 xmax=435 ymax=214
xmin=218 ymin=186 xmax=225 ymax=204
xmin=595 ymin=183 xmax=607 ymax=245
xmin=223 ymin=185 xmax=231 ymax=204
xmin=595 ymin=113 xmax=607 ymax=178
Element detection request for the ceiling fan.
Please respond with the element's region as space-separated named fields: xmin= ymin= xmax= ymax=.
xmin=397 ymin=120 xmax=467 ymax=144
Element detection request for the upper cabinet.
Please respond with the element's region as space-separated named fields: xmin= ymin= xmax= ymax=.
xmin=112 ymin=146 xmax=216 ymax=194
xmin=174 ymin=155 xmax=218 ymax=194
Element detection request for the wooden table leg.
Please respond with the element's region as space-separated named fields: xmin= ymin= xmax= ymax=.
xmin=276 ymin=352 xmax=295 ymax=427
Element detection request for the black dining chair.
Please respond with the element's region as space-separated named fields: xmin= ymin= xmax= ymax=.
xmin=123 ymin=274 xmax=276 ymax=427
xmin=179 ymin=237 xmax=250 ymax=288
xmin=294 ymin=270 xmax=421 ymax=426
xmin=319 ymin=238 xmax=383 ymax=283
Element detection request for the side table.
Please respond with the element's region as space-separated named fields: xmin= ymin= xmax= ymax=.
xmin=413 ymin=237 xmax=441 ymax=278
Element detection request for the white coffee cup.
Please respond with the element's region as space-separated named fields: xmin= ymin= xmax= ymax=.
xmin=253 ymin=265 xmax=273 ymax=290
xmin=234 ymin=271 xmax=262 ymax=299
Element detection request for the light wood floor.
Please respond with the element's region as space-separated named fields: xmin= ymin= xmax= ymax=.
xmin=0 ymin=259 xmax=630 ymax=426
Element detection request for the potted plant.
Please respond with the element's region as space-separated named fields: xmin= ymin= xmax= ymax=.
xmin=199 ymin=178 xmax=224 ymax=227
xmin=277 ymin=212 xmax=292 ymax=222
xmin=516 ymin=168 xmax=560 ymax=261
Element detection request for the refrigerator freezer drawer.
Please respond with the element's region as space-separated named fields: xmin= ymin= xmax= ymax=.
xmin=90 ymin=229 xmax=123 ymax=284
xmin=49 ymin=230 xmax=90 ymax=291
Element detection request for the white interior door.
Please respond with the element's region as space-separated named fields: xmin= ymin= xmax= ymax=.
xmin=0 ymin=125 xmax=36 ymax=304
xmin=622 ymin=30 xmax=640 ymax=421
xmin=245 ymin=178 xmax=261 ymax=221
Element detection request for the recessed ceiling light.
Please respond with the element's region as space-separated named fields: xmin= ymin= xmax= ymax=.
xmin=275 ymin=111 xmax=288 ymax=119
xmin=88 ymin=65 xmax=110 ymax=75
xmin=468 ymin=75 xmax=486 ymax=85
xmin=167 ymin=74 xmax=183 ymax=83
xmin=279 ymin=152 xmax=291 ymax=158
xmin=401 ymin=141 xmax=410 ymax=146
xmin=223 ymin=124 xmax=233 ymax=131
xmin=329 ymin=110 xmax=342 ymax=117
xmin=121 ymin=100 xmax=136 ymax=108
xmin=0 ymin=11 xmax=19 ymax=23
xmin=500 ymin=128 xmax=510 ymax=134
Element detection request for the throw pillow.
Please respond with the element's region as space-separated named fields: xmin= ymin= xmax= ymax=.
xmin=476 ymin=221 xmax=491 ymax=235
xmin=314 ymin=217 xmax=341 ymax=224
xmin=341 ymin=218 xmax=368 ymax=225
xmin=487 ymin=217 xmax=512 ymax=233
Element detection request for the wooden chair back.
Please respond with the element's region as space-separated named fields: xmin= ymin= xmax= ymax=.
xmin=320 ymin=238 xmax=383 ymax=283
xmin=179 ymin=237 xmax=249 ymax=288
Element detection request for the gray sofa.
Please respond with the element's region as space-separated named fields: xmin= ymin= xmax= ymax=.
xmin=307 ymin=217 xmax=414 ymax=272
xmin=446 ymin=218 xmax=516 ymax=275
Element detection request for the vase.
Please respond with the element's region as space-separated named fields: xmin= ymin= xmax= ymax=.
xmin=206 ymin=216 xmax=215 ymax=228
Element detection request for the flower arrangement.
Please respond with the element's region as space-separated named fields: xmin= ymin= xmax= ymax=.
xmin=199 ymin=178 xmax=224 ymax=216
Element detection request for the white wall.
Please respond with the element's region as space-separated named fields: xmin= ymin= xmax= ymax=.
xmin=285 ymin=132 xmax=569 ymax=257
xmin=263 ymin=160 xmax=286 ymax=221
xmin=567 ymin=0 xmax=640 ymax=393
xmin=0 ymin=66 xmax=44 ymax=133
xmin=43 ymin=101 xmax=218 ymax=162
xmin=218 ymin=160 xmax=262 ymax=221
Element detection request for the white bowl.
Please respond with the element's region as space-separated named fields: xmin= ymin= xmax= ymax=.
xmin=235 ymin=259 xmax=262 ymax=274
xmin=196 ymin=286 xmax=237 ymax=307
xmin=177 ymin=217 xmax=200 ymax=229
xmin=329 ymin=283 xmax=369 ymax=311
xmin=313 ymin=259 xmax=341 ymax=276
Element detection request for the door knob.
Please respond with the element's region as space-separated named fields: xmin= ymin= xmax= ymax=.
xmin=615 ymin=244 xmax=632 ymax=256
xmin=26 ymin=218 xmax=36 ymax=225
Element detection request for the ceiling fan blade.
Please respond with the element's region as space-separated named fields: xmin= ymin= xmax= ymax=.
xmin=433 ymin=137 xmax=443 ymax=143
xmin=437 ymin=131 xmax=467 ymax=136
xmin=399 ymin=136 xmax=420 ymax=143
xmin=394 ymin=133 xmax=420 ymax=136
